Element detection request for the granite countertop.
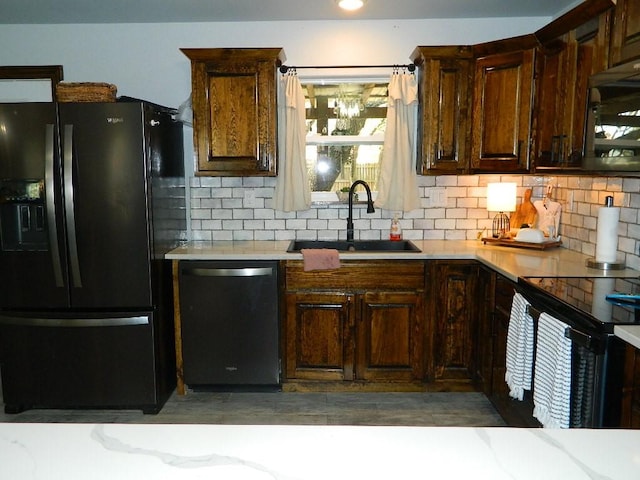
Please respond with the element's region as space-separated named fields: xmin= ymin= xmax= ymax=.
xmin=166 ymin=240 xmax=639 ymax=282
xmin=1 ymin=423 xmax=639 ymax=479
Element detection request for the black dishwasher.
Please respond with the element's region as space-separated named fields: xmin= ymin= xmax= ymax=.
xmin=179 ymin=260 xmax=280 ymax=389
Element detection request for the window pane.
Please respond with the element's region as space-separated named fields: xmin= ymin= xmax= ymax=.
xmin=303 ymin=81 xmax=387 ymax=194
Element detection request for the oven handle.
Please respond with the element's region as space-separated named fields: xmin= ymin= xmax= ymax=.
xmin=526 ymin=304 xmax=598 ymax=351
xmin=564 ymin=327 xmax=597 ymax=351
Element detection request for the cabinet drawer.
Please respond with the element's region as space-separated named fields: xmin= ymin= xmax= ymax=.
xmin=284 ymin=260 xmax=426 ymax=291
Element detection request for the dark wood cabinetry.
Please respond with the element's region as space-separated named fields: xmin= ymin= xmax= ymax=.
xmin=283 ymin=260 xmax=425 ymax=387
xmin=470 ymin=38 xmax=536 ymax=172
xmin=621 ymin=343 xmax=640 ymax=428
xmin=410 ymin=46 xmax=473 ymax=174
xmin=610 ymin=0 xmax=640 ymax=65
xmin=429 ymin=261 xmax=480 ymax=384
xmin=181 ymin=48 xmax=285 ymax=176
xmin=481 ymin=271 xmax=540 ymax=427
xmin=532 ymin=2 xmax=612 ymax=171
xmin=475 ymin=266 xmax=495 ymax=395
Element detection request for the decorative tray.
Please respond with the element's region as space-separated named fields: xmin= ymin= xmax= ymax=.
xmin=481 ymin=237 xmax=562 ymax=250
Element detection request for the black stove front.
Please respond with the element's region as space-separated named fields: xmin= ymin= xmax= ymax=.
xmin=515 ymin=276 xmax=640 ymax=428
xmin=518 ymin=276 xmax=640 ymax=333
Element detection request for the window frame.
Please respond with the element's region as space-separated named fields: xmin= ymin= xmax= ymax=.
xmin=300 ymin=72 xmax=390 ymax=203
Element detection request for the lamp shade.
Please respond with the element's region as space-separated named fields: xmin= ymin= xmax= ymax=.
xmin=486 ymin=182 xmax=517 ymax=212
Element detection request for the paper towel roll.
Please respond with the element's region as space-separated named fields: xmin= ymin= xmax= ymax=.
xmin=595 ymin=206 xmax=620 ymax=263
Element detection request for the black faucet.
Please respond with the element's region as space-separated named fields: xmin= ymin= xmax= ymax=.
xmin=346 ymin=180 xmax=375 ymax=242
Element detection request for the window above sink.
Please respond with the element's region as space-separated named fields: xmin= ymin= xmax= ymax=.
xmin=299 ymin=72 xmax=394 ymax=203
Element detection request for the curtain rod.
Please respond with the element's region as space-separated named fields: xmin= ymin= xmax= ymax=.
xmin=279 ymin=63 xmax=415 ymax=74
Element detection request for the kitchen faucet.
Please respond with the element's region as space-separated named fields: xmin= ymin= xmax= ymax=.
xmin=346 ymin=180 xmax=375 ymax=241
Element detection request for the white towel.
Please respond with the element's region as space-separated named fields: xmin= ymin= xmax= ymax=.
xmin=533 ymin=312 xmax=572 ymax=429
xmin=505 ymin=292 xmax=535 ymax=401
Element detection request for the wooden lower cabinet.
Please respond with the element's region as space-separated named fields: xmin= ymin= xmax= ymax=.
xmin=283 ymin=260 xmax=425 ymax=387
xmin=358 ymin=291 xmax=424 ymax=382
xmin=485 ymin=272 xmax=539 ymax=427
xmin=621 ymin=343 xmax=640 ymax=429
xmin=284 ymin=292 xmax=354 ymax=381
xmin=429 ymin=261 xmax=480 ymax=383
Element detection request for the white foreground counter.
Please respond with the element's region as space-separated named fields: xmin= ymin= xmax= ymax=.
xmin=1 ymin=423 xmax=639 ymax=479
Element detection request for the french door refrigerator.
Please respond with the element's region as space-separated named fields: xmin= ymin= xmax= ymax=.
xmin=0 ymin=100 xmax=185 ymax=414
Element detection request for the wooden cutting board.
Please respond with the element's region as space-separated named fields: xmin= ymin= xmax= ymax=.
xmin=509 ymin=188 xmax=537 ymax=232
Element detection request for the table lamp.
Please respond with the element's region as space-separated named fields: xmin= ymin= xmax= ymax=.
xmin=487 ymin=182 xmax=517 ymax=238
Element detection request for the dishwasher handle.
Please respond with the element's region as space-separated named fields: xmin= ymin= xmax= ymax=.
xmin=182 ymin=267 xmax=274 ymax=278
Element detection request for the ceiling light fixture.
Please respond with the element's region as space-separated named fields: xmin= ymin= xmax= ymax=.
xmin=337 ymin=0 xmax=366 ymax=12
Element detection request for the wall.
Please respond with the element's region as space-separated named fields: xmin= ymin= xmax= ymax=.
xmin=4 ymin=17 xmax=639 ymax=270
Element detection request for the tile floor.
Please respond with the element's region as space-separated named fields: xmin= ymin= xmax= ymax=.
xmin=0 ymin=391 xmax=506 ymax=426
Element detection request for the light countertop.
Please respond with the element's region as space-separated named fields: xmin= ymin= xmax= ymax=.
xmin=1 ymin=423 xmax=640 ymax=479
xmin=615 ymin=325 xmax=640 ymax=350
xmin=166 ymin=240 xmax=639 ymax=282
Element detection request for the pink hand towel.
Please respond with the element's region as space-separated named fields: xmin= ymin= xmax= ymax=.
xmin=301 ymin=248 xmax=340 ymax=271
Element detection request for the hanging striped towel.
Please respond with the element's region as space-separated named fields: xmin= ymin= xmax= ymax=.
xmin=505 ymin=292 xmax=535 ymax=401
xmin=533 ymin=312 xmax=572 ymax=429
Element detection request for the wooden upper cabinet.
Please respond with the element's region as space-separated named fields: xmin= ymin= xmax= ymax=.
xmin=181 ymin=48 xmax=285 ymax=176
xmin=532 ymin=1 xmax=613 ymax=171
xmin=471 ymin=38 xmax=536 ymax=173
xmin=410 ymin=46 xmax=473 ymax=175
xmin=610 ymin=0 xmax=640 ymax=65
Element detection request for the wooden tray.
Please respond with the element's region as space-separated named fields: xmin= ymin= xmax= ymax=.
xmin=481 ymin=237 xmax=562 ymax=250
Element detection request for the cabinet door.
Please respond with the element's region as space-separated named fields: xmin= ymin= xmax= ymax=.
xmin=357 ymin=291 xmax=424 ymax=382
xmin=471 ymin=50 xmax=534 ymax=172
xmin=284 ymin=292 xmax=355 ymax=381
xmin=411 ymin=46 xmax=472 ymax=174
xmin=475 ymin=267 xmax=495 ymax=394
xmin=621 ymin=343 xmax=640 ymax=429
xmin=490 ymin=275 xmax=515 ymax=400
xmin=432 ymin=262 xmax=478 ymax=380
xmin=182 ymin=48 xmax=284 ymax=176
xmin=533 ymin=35 xmax=572 ymax=169
xmin=534 ymin=14 xmax=610 ymax=171
xmin=610 ymin=0 xmax=640 ymax=65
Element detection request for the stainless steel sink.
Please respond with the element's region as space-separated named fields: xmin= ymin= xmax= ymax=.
xmin=286 ymin=239 xmax=421 ymax=253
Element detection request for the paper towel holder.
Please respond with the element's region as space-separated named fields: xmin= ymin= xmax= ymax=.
xmin=586 ymin=195 xmax=626 ymax=270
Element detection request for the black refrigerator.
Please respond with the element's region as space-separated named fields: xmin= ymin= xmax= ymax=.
xmin=0 ymin=99 xmax=186 ymax=414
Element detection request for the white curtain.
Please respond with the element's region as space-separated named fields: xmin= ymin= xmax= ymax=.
xmin=274 ymin=71 xmax=311 ymax=212
xmin=374 ymin=71 xmax=421 ymax=212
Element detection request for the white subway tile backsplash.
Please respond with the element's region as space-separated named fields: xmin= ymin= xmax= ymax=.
xmin=210 ymin=210 xmax=233 ymax=221
xmin=222 ymin=219 xmax=243 ymax=230
xmin=191 ymin=209 xmax=212 ymax=220
xmin=435 ymin=218 xmax=456 ymax=229
xmin=188 ymin=173 xmax=640 ymax=268
xmin=201 ymin=219 xmax=222 ymax=230
xmin=233 ymin=209 xmax=254 ymax=220
xmin=255 ymin=230 xmax=276 ymax=241
xmin=446 ymin=208 xmax=468 ymax=219
xmin=424 ymin=229 xmax=445 ymax=240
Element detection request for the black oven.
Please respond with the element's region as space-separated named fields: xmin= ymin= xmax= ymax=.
xmin=516 ymin=276 xmax=640 ymax=428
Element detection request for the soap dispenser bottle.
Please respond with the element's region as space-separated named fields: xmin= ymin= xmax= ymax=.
xmin=390 ymin=213 xmax=402 ymax=241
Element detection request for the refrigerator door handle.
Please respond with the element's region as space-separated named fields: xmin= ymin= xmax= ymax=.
xmin=63 ymin=124 xmax=83 ymax=288
xmin=45 ymin=124 xmax=65 ymax=288
xmin=0 ymin=314 xmax=149 ymax=327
